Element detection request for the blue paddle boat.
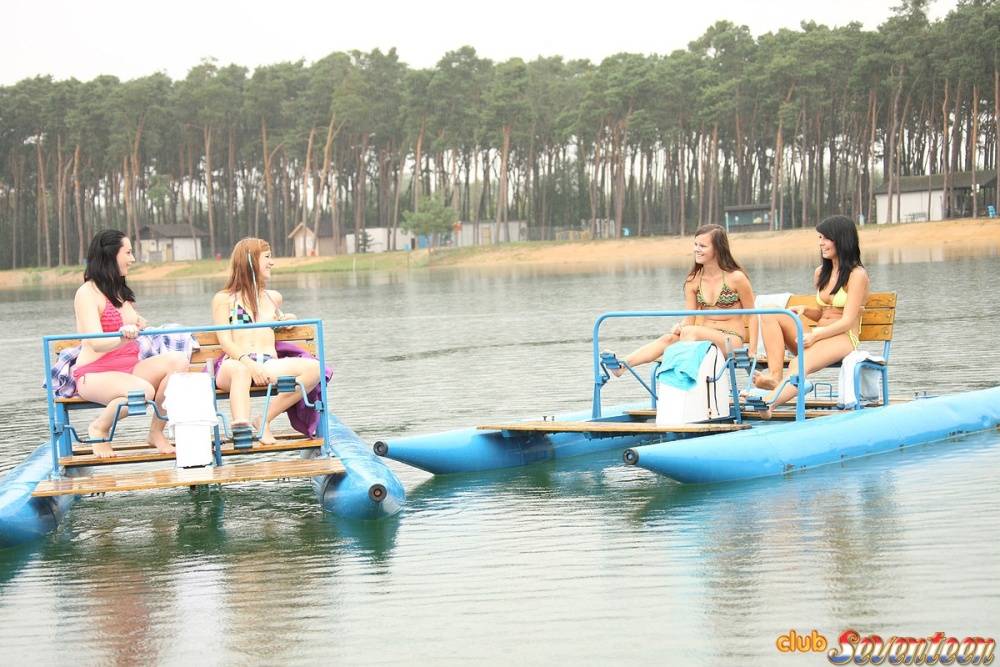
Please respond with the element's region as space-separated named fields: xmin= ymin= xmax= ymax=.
xmin=0 ymin=319 xmax=404 ymax=550
xmin=378 ymin=298 xmax=1000 ymax=483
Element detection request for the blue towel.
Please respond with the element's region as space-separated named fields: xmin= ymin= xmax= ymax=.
xmin=656 ymin=341 xmax=712 ymax=390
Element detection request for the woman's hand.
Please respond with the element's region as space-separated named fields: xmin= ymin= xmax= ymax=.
xmin=789 ymin=305 xmax=807 ymax=317
xmin=803 ymin=327 xmax=825 ymax=348
xmin=135 ymin=315 xmax=148 ymax=330
xmin=280 ymin=312 xmax=296 ymax=322
xmin=242 ymin=359 xmax=272 ymax=386
xmin=119 ymin=324 xmax=140 ymax=340
xmin=670 ymin=322 xmax=683 ymax=336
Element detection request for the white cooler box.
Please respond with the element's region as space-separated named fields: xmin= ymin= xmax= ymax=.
xmin=655 ymin=344 xmax=732 ymax=426
xmin=163 ymin=372 xmax=218 ymax=468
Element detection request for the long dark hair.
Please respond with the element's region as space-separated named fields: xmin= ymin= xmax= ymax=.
xmin=686 ymin=224 xmax=744 ymax=281
xmin=815 ymin=215 xmax=863 ymax=294
xmin=83 ymin=230 xmax=135 ymax=307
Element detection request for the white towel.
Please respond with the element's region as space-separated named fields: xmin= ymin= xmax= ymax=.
xmin=838 ymin=349 xmax=884 ymax=408
xmin=753 ymin=293 xmax=793 ymax=357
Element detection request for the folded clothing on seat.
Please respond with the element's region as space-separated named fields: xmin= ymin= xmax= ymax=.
xmin=656 ymin=341 xmax=712 ymax=391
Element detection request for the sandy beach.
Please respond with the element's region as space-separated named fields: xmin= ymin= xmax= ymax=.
xmin=1 ymin=217 xmax=997 ymax=290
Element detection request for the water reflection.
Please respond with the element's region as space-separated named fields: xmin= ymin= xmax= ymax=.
xmin=1 ymin=255 xmax=998 ymax=662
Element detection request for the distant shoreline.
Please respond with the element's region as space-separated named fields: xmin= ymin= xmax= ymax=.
xmin=1 ymin=217 xmax=997 ymax=290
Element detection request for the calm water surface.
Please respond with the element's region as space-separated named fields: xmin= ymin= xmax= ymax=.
xmin=0 ymin=254 xmax=998 ymax=665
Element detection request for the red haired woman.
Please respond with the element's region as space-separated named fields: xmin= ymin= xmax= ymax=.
xmin=211 ymin=238 xmax=320 ymax=444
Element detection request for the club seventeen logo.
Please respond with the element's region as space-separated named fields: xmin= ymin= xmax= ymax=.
xmin=775 ymin=629 xmax=995 ymax=665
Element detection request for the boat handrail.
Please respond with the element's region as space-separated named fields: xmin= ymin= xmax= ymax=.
xmin=41 ymin=319 xmax=331 ymax=479
xmin=591 ymin=308 xmax=807 ymax=422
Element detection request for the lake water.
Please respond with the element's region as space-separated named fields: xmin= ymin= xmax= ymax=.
xmin=0 ymin=253 xmax=998 ymax=664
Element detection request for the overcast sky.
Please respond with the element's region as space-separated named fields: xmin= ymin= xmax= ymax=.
xmin=4 ymin=0 xmax=958 ymax=85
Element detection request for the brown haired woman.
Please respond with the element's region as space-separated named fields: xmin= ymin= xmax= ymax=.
xmin=211 ymin=238 xmax=320 ymax=445
xmin=609 ymin=224 xmax=759 ymax=375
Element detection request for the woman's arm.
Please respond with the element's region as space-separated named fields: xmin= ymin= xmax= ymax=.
xmin=809 ymin=268 xmax=870 ymax=342
xmin=212 ymin=292 xmax=245 ymax=359
xmin=75 ymin=285 xmax=132 ymax=353
xmin=268 ymin=290 xmax=295 ymax=322
xmin=731 ymin=271 xmax=756 ymax=351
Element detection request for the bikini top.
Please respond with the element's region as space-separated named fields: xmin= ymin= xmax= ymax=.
xmin=99 ymin=300 xmax=125 ymax=333
xmin=816 ymin=286 xmax=849 ymax=309
xmin=696 ymin=273 xmax=741 ymax=308
xmin=229 ymin=291 xmax=282 ymax=325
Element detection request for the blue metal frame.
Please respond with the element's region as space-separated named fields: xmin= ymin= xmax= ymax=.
xmin=41 ymin=319 xmax=331 ymax=478
xmin=591 ymin=309 xmax=808 ymax=422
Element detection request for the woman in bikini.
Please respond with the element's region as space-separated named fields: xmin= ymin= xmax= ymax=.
xmin=211 ymin=238 xmax=320 ymax=445
xmin=753 ymin=214 xmax=870 ymax=411
xmin=73 ymin=230 xmax=189 ymax=458
xmin=611 ymin=224 xmax=759 ymax=375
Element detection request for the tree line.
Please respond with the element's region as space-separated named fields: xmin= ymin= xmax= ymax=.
xmin=0 ymin=0 xmax=998 ymax=269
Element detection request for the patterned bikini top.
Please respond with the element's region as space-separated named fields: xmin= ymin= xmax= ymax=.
xmin=229 ymin=291 xmax=281 ymax=325
xmin=696 ymin=273 xmax=740 ymax=308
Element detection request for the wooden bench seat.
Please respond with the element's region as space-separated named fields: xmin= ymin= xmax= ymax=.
xmin=53 ymin=325 xmax=318 ymax=407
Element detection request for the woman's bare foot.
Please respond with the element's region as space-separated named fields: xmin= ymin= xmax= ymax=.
xmin=92 ymin=441 xmax=116 ymax=458
xmin=259 ymin=424 xmax=277 ymax=446
xmin=148 ymin=429 xmax=175 ymax=455
xmin=87 ymin=421 xmax=116 ymax=458
xmin=752 ymin=371 xmax=781 ymax=391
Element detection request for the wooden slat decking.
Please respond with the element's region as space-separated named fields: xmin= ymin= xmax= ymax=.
xmin=32 ymin=457 xmax=344 ymax=497
xmin=477 ymin=421 xmax=749 ymax=434
xmin=69 ymin=431 xmax=304 ymax=455
xmin=62 ymin=437 xmax=324 ymax=467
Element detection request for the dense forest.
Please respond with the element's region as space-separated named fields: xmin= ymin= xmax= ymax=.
xmin=1 ymin=0 xmax=998 ymax=268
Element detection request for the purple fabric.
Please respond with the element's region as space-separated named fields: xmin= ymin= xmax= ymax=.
xmin=276 ymin=341 xmax=333 ymax=437
xmin=213 ymin=341 xmax=332 ymax=438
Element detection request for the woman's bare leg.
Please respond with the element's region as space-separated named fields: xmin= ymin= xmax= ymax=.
xmin=752 ymin=314 xmax=795 ymax=390
xmin=619 ymin=333 xmax=680 ymax=376
xmin=257 ymin=358 xmax=321 ymax=444
xmin=765 ymin=334 xmax=855 ymax=412
xmin=77 ymin=372 xmax=156 ymax=458
xmin=676 ymin=325 xmax=743 ymax=356
xmin=215 ymin=359 xmax=252 ymax=427
xmin=133 ymin=352 xmax=188 ymax=454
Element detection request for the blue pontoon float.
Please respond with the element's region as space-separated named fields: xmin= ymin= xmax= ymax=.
xmin=0 ymin=319 xmax=404 ymax=549
xmin=378 ymin=299 xmax=1000 ymax=482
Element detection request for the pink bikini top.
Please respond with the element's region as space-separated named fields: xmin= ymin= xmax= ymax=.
xmin=99 ymin=300 xmax=126 ymax=333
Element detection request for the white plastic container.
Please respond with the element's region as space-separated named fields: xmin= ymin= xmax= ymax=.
xmin=163 ymin=372 xmax=218 ymax=468
xmin=656 ymin=344 xmax=732 ymax=426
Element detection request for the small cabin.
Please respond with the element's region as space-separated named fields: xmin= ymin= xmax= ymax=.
xmin=874 ymin=170 xmax=997 ymax=223
xmin=136 ymin=224 xmax=207 ymax=262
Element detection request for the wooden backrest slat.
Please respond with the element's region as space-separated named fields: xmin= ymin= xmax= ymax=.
xmin=722 ymin=291 xmax=897 ymax=343
xmin=52 ymin=325 xmax=317 ymax=357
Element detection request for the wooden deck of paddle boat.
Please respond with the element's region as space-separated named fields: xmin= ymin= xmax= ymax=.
xmin=477 ymin=420 xmax=749 ymax=434
xmin=33 ymin=457 xmax=345 ymax=497
xmin=0 ymin=319 xmax=405 ymax=549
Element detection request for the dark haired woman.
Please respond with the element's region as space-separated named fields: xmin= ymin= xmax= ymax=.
xmin=72 ymin=230 xmax=189 ymax=457
xmin=211 ymin=237 xmax=319 ymax=445
xmin=610 ymin=224 xmax=759 ymax=374
xmin=753 ymin=215 xmax=870 ymax=410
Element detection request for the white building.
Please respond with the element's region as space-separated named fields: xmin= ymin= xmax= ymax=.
xmin=345 ymin=227 xmax=416 ymax=254
xmin=136 ymin=224 xmax=206 ymax=262
xmin=874 ymin=170 xmax=996 ymax=223
xmin=287 ymin=223 xmax=338 ymax=257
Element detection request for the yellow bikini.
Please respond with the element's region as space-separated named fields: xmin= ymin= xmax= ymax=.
xmin=816 ymin=287 xmax=859 ymax=348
